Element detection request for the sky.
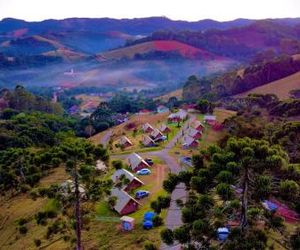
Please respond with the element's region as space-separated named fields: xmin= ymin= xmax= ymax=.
xmin=0 ymin=0 xmax=299 ymax=22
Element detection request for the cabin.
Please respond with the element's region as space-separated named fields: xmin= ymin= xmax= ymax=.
xmin=127 ymin=153 xmax=151 ymax=172
xmin=188 ymin=128 xmax=202 ymax=140
xmin=112 ymin=169 xmax=144 ymax=192
xmin=191 ymin=120 xmax=204 ymax=131
xmin=157 ymin=105 xmax=169 ymax=113
xmin=168 ymin=109 xmax=188 ymax=122
xmin=150 ymin=128 xmax=164 ymax=140
xmin=159 ymin=124 xmax=171 ymax=134
xmin=142 ymin=123 xmax=154 ymax=133
xmin=182 ymin=136 xmax=199 ymax=148
xmin=111 ymin=188 xmax=140 ymax=215
xmin=204 ymin=115 xmax=217 ymax=126
xmin=95 ymin=160 xmax=107 ymax=172
xmin=142 ymin=135 xmax=156 ymax=147
xmin=119 ymin=136 xmax=133 ymax=148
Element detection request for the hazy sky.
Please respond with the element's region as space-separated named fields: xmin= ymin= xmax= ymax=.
xmin=0 ymin=0 xmax=299 ymax=22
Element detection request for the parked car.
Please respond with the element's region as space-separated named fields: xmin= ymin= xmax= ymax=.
xmin=180 ymin=156 xmax=193 ymax=167
xmin=137 ymin=168 xmax=151 ymax=175
xmin=154 ymin=135 xmax=167 ymax=143
xmin=145 ymin=158 xmax=154 ymax=165
xmin=135 ymin=190 xmax=150 ymax=199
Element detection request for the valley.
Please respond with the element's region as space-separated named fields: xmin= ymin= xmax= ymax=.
xmin=0 ymin=14 xmax=300 ymax=250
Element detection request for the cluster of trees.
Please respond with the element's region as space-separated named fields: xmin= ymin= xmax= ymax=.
xmin=223 ymin=94 xmax=300 ymax=162
xmin=160 ymin=137 xmax=299 ymax=249
xmin=0 ymin=85 xmax=63 ymax=115
xmin=76 ymin=92 xmax=157 ymax=137
xmin=182 ymin=55 xmax=300 ymax=100
xmin=0 ymin=111 xmax=75 ymax=150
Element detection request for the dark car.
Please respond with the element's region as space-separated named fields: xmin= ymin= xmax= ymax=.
xmin=180 ymin=156 xmax=193 ymax=167
xmin=145 ymin=158 xmax=154 ymax=165
xmin=135 ymin=190 xmax=150 ymax=199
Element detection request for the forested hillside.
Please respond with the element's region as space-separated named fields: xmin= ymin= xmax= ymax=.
xmin=182 ymin=55 xmax=300 ymax=100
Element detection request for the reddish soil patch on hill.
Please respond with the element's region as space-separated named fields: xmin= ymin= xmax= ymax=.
xmin=153 ymin=40 xmax=217 ymax=60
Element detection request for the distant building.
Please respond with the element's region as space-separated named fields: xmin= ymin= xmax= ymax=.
xmin=112 ymin=169 xmax=144 ymax=192
xmin=111 ymin=188 xmax=140 ymax=215
xmin=60 ymin=180 xmax=86 ymax=199
xmin=191 ymin=120 xmax=204 ymax=131
xmin=168 ymin=109 xmax=188 ymax=122
xmin=157 ymin=105 xmax=169 ymax=113
xmin=204 ymin=115 xmax=217 ymax=125
xmin=119 ymin=136 xmax=133 ymax=148
xmin=127 ymin=153 xmax=151 ymax=172
xmin=182 ymin=136 xmax=199 ymax=148
xmin=150 ymin=128 xmax=164 ymax=140
xmin=142 ymin=123 xmax=154 ymax=133
xmin=95 ymin=160 xmax=107 ymax=172
xmin=159 ymin=124 xmax=171 ymax=134
xmin=187 ymin=128 xmax=202 ymax=140
xmin=142 ymin=135 xmax=156 ymax=147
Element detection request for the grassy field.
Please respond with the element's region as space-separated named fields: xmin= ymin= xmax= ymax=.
xmin=235 ymin=70 xmax=300 ymax=100
xmin=75 ymin=94 xmax=105 ymax=111
xmin=0 ymin=167 xmax=70 ymax=250
xmin=155 ymin=89 xmax=183 ymax=102
xmin=0 ymin=153 xmax=168 ymax=250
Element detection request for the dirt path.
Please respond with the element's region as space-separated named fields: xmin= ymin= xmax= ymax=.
xmin=100 ymin=130 xmax=113 ymax=146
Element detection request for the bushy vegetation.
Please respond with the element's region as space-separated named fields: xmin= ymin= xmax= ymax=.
xmin=161 ymin=137 xmax=298 ymax=248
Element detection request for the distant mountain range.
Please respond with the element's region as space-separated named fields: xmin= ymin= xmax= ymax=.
xmin=0 ymin=17 xmax=300 ymax=92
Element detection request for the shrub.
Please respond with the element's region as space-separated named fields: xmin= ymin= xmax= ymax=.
xmin=153 ymin=215 xmax=163 ymax=227
xmin=144 ymin=241 xmax=157 ymax=250
xmin=34 ymin=239 xmax=41 ymax=247
xmin=280 ymin=180 xmax=299 ymax=200
xmin=173 ymin=226 xmax=190 ymax=244
xmin=19 ymin=225 xmax=28 ymax=234
xmin=217 ymin=170 xmax=233 ymax=184
xmin=216 ymin=183 xmax=233 ymax=200
xmin=157 ymin=196 xmax=171 ymax=208
xmin=17 ymin=218 xmax=27 ymax=226
xmin=160 ymin=228 xmax=174 ymax=245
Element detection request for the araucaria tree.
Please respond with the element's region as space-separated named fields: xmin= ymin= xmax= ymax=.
xmin=161 ymin=137 xmax=290 ymax=249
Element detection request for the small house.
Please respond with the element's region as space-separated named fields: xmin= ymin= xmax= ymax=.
xmin=111 ymin=188 xmax=140 ymax=215
xmin=168 ymin=109 xmax=188 ymax=122
xmin=142 ymin=123 xmax=154 ymax=133
xmin=61 ymin=180 xmax=86 ymax=199
xmin=95 ymin=160 xmax=107 ymax=172
xmin=157 ymin=105 xmax=169 ymax=113
xmin=191 ymin=120 xmax=204 ymax=131
xmin=204 ymin=115 xmax=217 ymax=126
xmin=159 ymin=124 xmax=171 ymax=134
xmin=119 ymin=136 xmax=133 ymax=148
xmin=142 ymin=135 xmax=156 ymax=147
xmin=182 ymin=136 xmax=199 ymax=148
xmin=127 ymin=153 xmax=151 ymax=172
xmin=188 ymin=128 xmax=202 ymax=140
xmin=112 ymin=169 xmax=144 ymax=192
xmin=150 ymin=128 xmax=164 ymax=140
xmin=120 ymin=216 xmax=135 ymax=231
